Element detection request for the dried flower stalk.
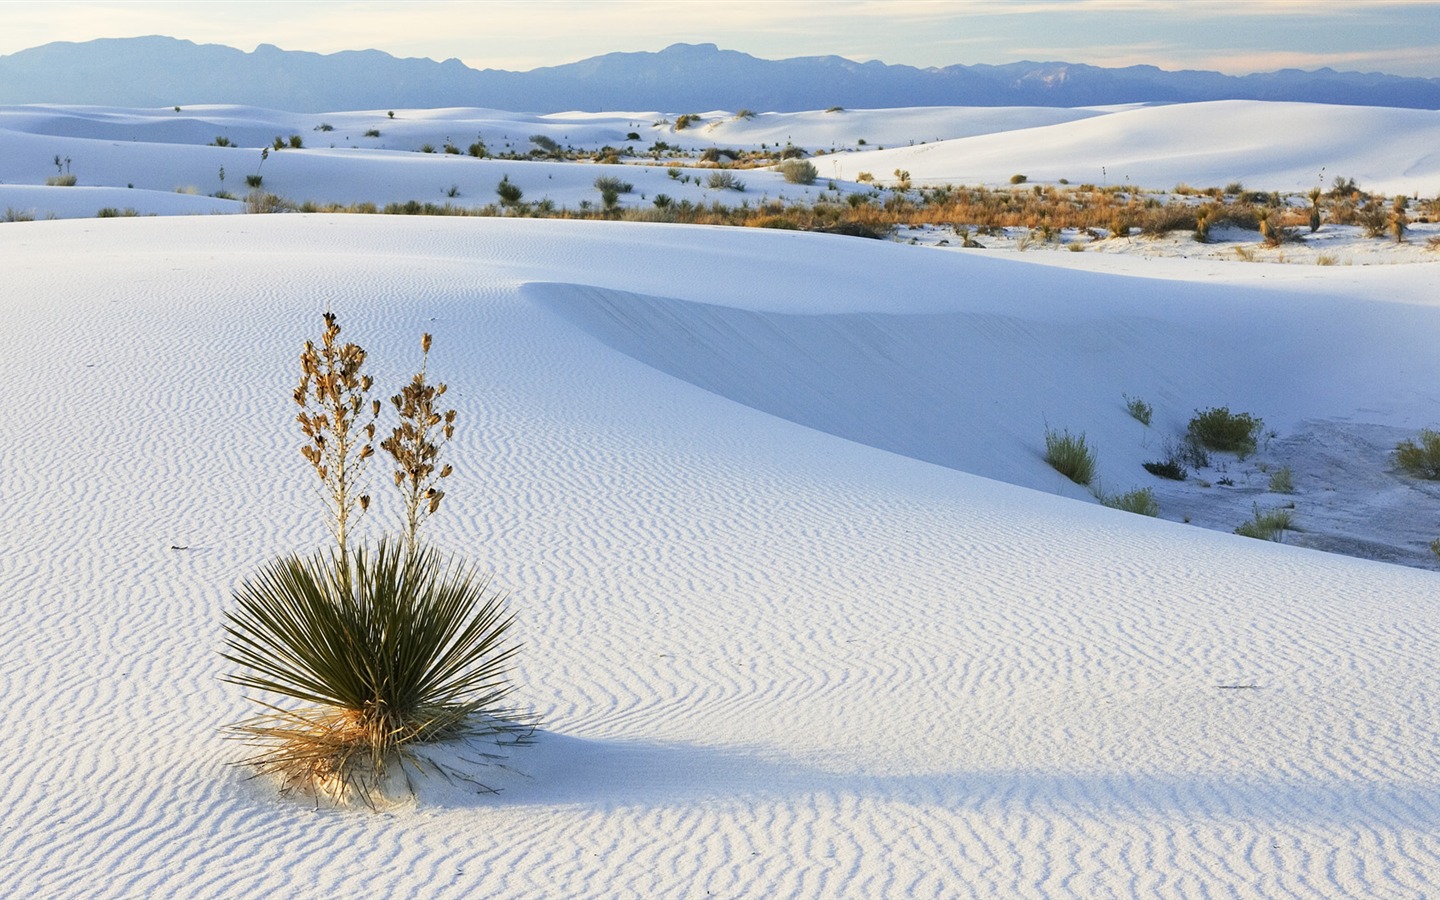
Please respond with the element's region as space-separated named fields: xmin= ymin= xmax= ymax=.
xmin=295 ymin=312 xmax=377 ymax=566
xmin=380 ymin=332 xmax=456 ymax=555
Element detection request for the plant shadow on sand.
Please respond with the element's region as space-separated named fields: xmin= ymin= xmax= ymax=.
xmin=423 ymin=731 xmax=1440 ymax=829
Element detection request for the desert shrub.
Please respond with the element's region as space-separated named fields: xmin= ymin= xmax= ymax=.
xmin=1234 ymin=504 xmax=1293 ymax=541
xmin=288 ymin=134 xmax=303 ymax=149
xmin=751 ymin=215 xmax=799 ymax=230
xmin=496 ymin=176 xmax=523 ymax=206
xmin=419 ymin=143 xmax=436 ymax=154
xmin=1357 ymin=200 xmax=1388 ymax=238
xmin=735 ymin=108 xmax=757 ymax=119
xmin=4 ymin=207 xmax=35 ymax=222
xmin=245 ymin=174 xmax=263 ymax=188
xmin=1101 ymin=487 xmax=1159 ymax=516
xmin=1139 ymin=205 xmax=1198 ymax=236
xmin=1328 ymin=175 xmax=1360 ymax=199
xmin=1124 ymin=394 xmax=1153 ymax=426
xmin=781 ymin=159 xmax=818 ymax=185
xmin=706 ymin=170 xmax=746 ymax=192
xmin=44 ymin=174 xmax=78 ymax=186
xmin=1044 ymin=427 xmax=1096 ymax=486
xmin=1188 ymin=407 xmax=1262 ymax=455
xmin=1223 ymin=182 xmax=1245 ymax=195
xmin=364 ymin=129 xmax=381 ymax=138
xmin=96 ymin=207 xmax=139 ymax=217
xmin=443 ymin=143 xmax=460 ymax=155
xmin=1143 ymin=458 xmax=1187 ymax=481
xmin=213 ymin=136 xmax=232 ymax=147
xmin=1010 ymin=174 xmax=1028 ymax=184
xmin=316 ymin=123 xmax=334 ymax=132
xmin=529 ymin=135 xmax=561 ymax=156
xmin=675 ymin=113 xmax=700 ymax=130
xmin=1193 ymin=209 xmax=1211 ymax=243
xmin=593 ymin=175 xmax=634 ymax=194
xmin=1259 ymin=213 xmax=1297 ymax=247
xmin=245 ymin=190 xmax=294 ymax=214
xmin=1390 ymin=196 xmax=1409 ymax=243
xmin=652 ymin=193 xmax=672 ymax=209
xmin=1395 ymin=429 xmax=1440 ymax=479
xmin=1431 ymin=538 xmax=1440 ymax=560
xmin=1268 ymin=465 xmax=1294 ymax=493
xmin=826 ymin=105 xmax=844 ymax=113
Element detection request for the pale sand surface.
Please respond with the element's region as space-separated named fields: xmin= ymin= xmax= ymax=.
xmin=0 ymin=101 xmax=1438 ymax=898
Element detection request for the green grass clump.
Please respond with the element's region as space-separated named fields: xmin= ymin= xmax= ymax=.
xmin=1188 ymin=406 xmax=1263 ymax=456
xmin=1101 ymin=487 xmax=1159 ymax=516
xmin=1234 ymin=504 xmax=1293 ymax=541
xmin=593 ymin=175 xmax=634 ymax=195
xmin=1044 ymin=427 xmax=1097 ymax=486
xmin=781 ymin=159 xmax=818 ymax=185
xmin=706 ymin=170 xmax=746 ymax=192
xmin=1395 ymin=429 xmax=1440 ymax=479
xmin=1268 ymin=465 xmax=1294 ymax=493
xmin=1123 ymin=393 xmax=1152 ymax=426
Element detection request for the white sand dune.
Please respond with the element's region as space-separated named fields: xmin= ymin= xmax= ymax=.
xmin=3 ymin=211 xmax=1440 ymax=898
xmin=3 ymin=100 xmax=1440 ymax=897
xmin=5 ymin=100 xmax=1438 ymax=222
xmin=826 ymin=101 xmax=1440 ymax=194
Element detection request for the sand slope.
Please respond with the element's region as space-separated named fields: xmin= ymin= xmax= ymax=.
xmin=2 ymin=214 xmax=1439 ymax=897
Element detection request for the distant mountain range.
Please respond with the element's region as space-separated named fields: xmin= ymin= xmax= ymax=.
xmin=2 ymin=37 xmax=1438 ymax=112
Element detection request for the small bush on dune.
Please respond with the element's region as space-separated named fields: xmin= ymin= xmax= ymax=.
xmin=1044 ymin=427 xmax=1096 ymax=486
xmin=1123 ymin=393 xmax=1152 ymax=426
xmin=1395 ymin=429 xmax=1440 ymax=479
xmin=706 ymin=170 xmax=746 ymax=192
xmin=245 ymin=190 xmax=294 ymax=214
xmin=1188 ymin=407 xmax=1262 ymax=456
xmin=781 ymin=159 xmax=818 ymax=185
xmin=1101 ymin=487 xmax=1159 ymax=516
xmin=496 ymin=176 xmax=523 ymax=206
xmin=593 ymin=175 xmax=634 ymax=195
xmin=1234 ymin=504 xmax=1293 ymax=541
xmin=45 ymin=174 xmax=77 ymax=186
xmin=1268 ymin=465 xmax=1294 ymax=493
xmin=1143 ymin=458 xmax=1187 ymax=480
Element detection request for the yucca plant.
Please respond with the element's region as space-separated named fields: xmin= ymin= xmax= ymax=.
xmin=224 ymin=313 xmax=532 ymax=806
xmin=223 ymin=539 xmax=527 ymax=804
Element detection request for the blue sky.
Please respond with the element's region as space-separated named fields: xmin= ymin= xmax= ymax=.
xmin=5 ymin=0 xmax=1439 ymax=77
